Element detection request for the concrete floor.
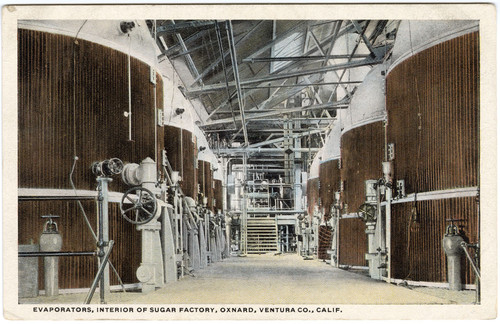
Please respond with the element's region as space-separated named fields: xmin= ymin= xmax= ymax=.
xmin=20 ymin=253 xmax=476 ymax=305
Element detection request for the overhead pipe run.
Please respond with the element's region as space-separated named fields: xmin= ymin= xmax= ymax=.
xmin=201 ymin=100 xmax=349 ymax=128
xmin=216 ymin=147 xmax=320 ymax=155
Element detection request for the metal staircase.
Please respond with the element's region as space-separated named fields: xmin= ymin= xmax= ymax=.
xmin=246 ymin=216 xmax=278 ymax=254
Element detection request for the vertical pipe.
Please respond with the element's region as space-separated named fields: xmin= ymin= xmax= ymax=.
xmin=84 ymin=240 xmax=115 ymax=304
xmin=161 ymin=207 xmax=168 ymax=283
xmin=127 ymin=35 xmax=132 ymax=141
xmin=336 ymin=211 xmax=340 ymax=267
xmin=241 ymin=153 xmax=248 ymax=254
xmin=153 ymin=19 xmax=159 ymax=169
xmin=97 ymin=177 xmax=111 ymax=302
xmin=97 ymin=182 xmax=105 ymax=303
xmin=180 ymin=130 xmax=184 ymax=178
xmin=286 ymin=224 xmax=289 ymax=253
xmin=226 ymin=20 xmax=249 ymax=146
xmin=102 ymin=177 xmax=111 ymax=296
xmin=385 ymin=185 xmax=392 ymax=282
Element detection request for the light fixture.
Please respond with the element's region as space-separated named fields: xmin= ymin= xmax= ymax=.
xmin=175 ymin=108 xmax=185 ymax=115
xmin=199 ymin=146 xmax=206 ymax=152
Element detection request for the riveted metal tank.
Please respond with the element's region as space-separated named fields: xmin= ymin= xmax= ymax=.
xmin=386 ymin=20 xmax=479 ymax=284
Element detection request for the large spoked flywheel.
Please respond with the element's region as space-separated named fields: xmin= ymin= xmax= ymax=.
xmin=120 ymin=187 xmax=157 ymax=225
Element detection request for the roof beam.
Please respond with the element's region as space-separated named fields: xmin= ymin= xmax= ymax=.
xmin=171 ymin=20 xmax=203 ymax=85
xmin=244 ymin=21 xmax=308 ymax=60
xmin=159 ymin=29 xmax=210 ymax=59
xmin=190 ymin=20 xmax=265 ymax=86
xmin=201 ymin=99 xmax=348 ymax=127
xmin=240 ymin=80 xmax=361 ymax=90
xmin=168 ymin=38 xmax=219 ymax=59
xmin=215 ymin=21 xmax=237 ymax=127
xmin=248 ymin=128 xmax=329 ymax=148
xmin=242 ymin=54 xmax=367 ymax=63
xmin=198 ymin=22 xmax=358 ymax=118
xmin=351 ymin=20 xmax=377 ymax=57
xmin=186 ymin=57 xmax=382 ymax=96
xmin=309 ymin=25 xmax=352 ymax=98
xmin=216 ymin=147 xmax=319 ymax=155
xmin=329 ymin=21 xmax=372 ymax=101
xmin=157 ymin=20 xmax=222 ymax=34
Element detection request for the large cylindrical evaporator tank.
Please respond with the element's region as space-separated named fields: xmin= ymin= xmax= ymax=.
xmin=386 ymin=20 xmax=479 ymax=285
xmin=337 ymin=63 xmax=388 ymax=267
xmin=164 ymin=125 xmax=198 ymax=200
xmin=317 ymin=123 xmax=342 ymax=260
xmin=18 ymin=20 xmax=164 ymax=290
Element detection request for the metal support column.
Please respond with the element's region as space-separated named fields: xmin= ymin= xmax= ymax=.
xmin=96 ymin=177 xmax=112 ymax=301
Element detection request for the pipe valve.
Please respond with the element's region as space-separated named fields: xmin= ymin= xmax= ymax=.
xmin=92 ymin=158 xmax=124 ymax=177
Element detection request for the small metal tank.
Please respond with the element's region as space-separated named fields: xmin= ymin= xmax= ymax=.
xmin=442 ymin=221 xmax=464 ymax=291
xmin=39 ymin=215 xmax=63 ymax=296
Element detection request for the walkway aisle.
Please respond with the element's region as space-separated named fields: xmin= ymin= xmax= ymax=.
xmin=20 ymin=253 xmax=475 ymax=304
xmin=128 ymin=254 xmax=453 ymax=305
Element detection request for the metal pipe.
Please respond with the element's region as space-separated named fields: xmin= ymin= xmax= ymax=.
xmin=84 ymin=240 xmax=115 ymax=304
xmin=241 ymin=81 xmax=362 ymax=90
xmin=69 ymin=158 xmax=126 ymax=293
xmin=243 ymin=55 xmax=368 ymax=63
xmin=127 ymin=35 xmax=132 ymax=141
xmin=202 ymin=101 xmax=348 ymax=127
xmin=248 ymin=128 xmax=327 ymax=148
xmin=217 ymin=147 xmax=319 ymax=154
xmin=215 ymin=20 xmax=237 ymax=129
xmin=226 ymin=20 xmax=249 ymax=146
xmin=232 ymin=210 xmax=305 ymax=215
xmin=19 ymin=251 xmax=96 ymax=257
xmin=98 ymin=177 xmax=112 ymax=297
xmin=461 ymin=243 xmax=481 ymax=280
xmin=18 ymin=196 xmax=96 ymax=201
xmin=249 ymin=118 xmax=335 ymax=122
xmin=97 ymin=180 xmax=105 ymax=303
xmin=245 ymin=169 xmax=286 ymax=173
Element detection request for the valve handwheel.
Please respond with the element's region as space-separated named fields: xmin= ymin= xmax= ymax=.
xmin=120 ymin=187 xmax=157 ymax=225
xmin=357 ymin=203 xmax=376 ymax=222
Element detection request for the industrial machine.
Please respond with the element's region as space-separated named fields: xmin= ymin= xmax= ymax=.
xmin=19 ymin=155 xmax=229 ymax=303
xmin=358 ymin=161 xmax=394 ymax=280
